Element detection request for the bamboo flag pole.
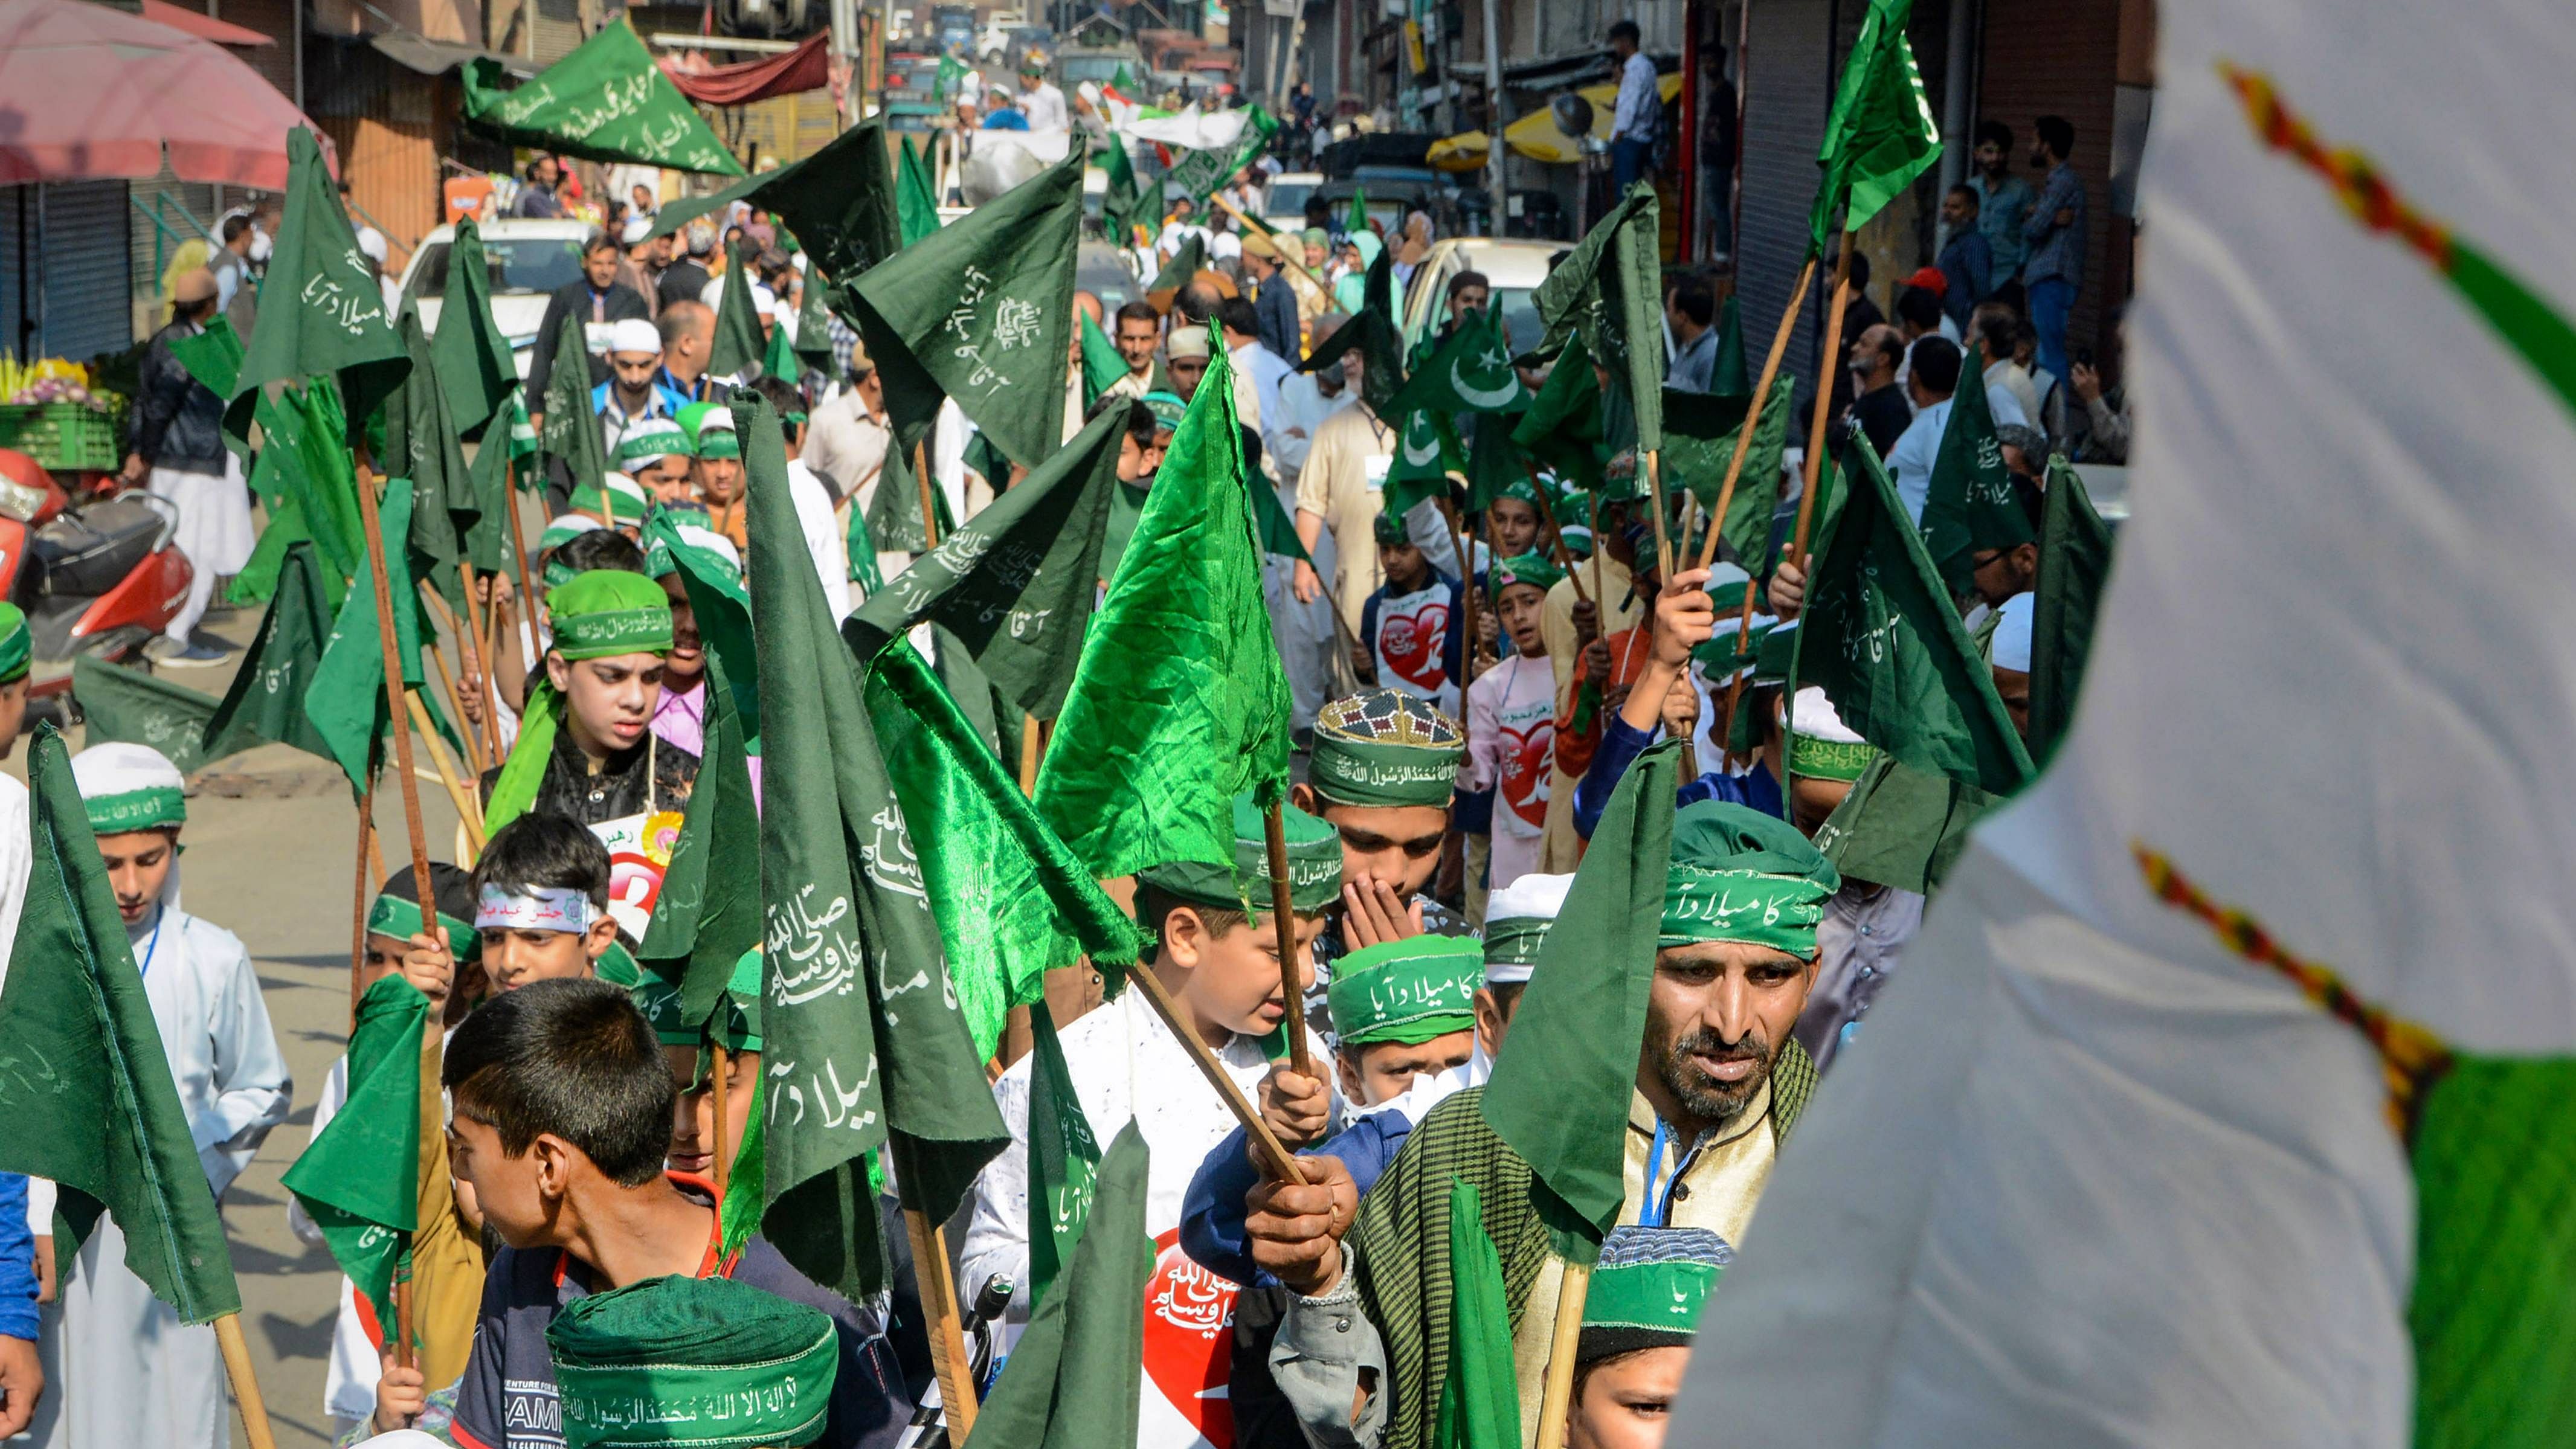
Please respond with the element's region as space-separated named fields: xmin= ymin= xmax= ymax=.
xmin=415 ymin=591 xmax=488 ymax=778
xmin=1531 ymin=1263 xmax=1595 ymax=1449
xmin=1127 ymin=965 xmax=1311 ymax=1184
xmin=348 ymin=782 xmax=376 ymax=1028
xmin=1696 ymin=260 xmax=1816 ymax=571
xmin=1019 ymin=716 xmax=1042 ymax=795
xmin=914 ymin=442 xmax=941 ymax=552
xmin=1263 ymin=801 xmax=1316 ymax=1080
xmin=1643 ymin=449 xmax=1672 ymax=583
xmin=454 ymin=559 xmax=494 ymax=765
xmin=405 ymin=692 xmax=486 ymax=854
xmin=353 ymin=473 xmax=440 ymax=933
xmin=214 ymin=1313 xmax=281 ymax=1449
xmin=710 ymin=1044 xmax=732 ymax=1200
xmin=1788 ymin=236 xmax=1858 ymax=571
xmin=903 ymin=1207 xmax=979 ymax=1439
xmin=1208 ymin=194 xmax=1333 ymax=298
xmin=503 ymin=451 xmax=542 ymax=646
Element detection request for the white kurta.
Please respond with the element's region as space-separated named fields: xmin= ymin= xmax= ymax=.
xmin=961 ymin=989 xmax=1335 ymax=1449
xmin=31 ymin=905 xmax=293 ymax=1449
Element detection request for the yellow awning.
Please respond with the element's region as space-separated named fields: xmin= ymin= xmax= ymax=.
xmin=1425 ymin=130 xmax=1490 ymax=173
xmin=1504 ymin=74 xmax=1684 ymax=165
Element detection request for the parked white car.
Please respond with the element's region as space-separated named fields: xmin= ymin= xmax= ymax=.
xmin=399 ymin=219 xmax=595 ymax=380
xmin=1400 ymin=237 xmax=1559 ymax=355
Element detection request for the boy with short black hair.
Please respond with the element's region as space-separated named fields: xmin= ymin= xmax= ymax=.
xmin=468 ymin=812 xmax=627 ymax=991
xmin=375 ymin=977 xmax=913 ymax=1448
xmin=1354 ymin=513 xmax=1464 ymax=717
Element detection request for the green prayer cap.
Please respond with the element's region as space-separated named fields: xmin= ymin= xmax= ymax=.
xmin=0 ymin=602 xmax=28 ymax=684
xmin=616 ymin=419 xmax=689 ymax=472
xmin=547 ymin=1274 xmax=837 ymax=1449
xmin=366 ymin=893 xmax=480 ymax=963
xmin=541 ymin=513 xmax=607 ymax=553
xmin=1143 ymin=390 xmax=1188 ymax=431
xmin=1327 ymin=936 xmax=1481 ymax=1048
xmin=633 ymin=947 xmax=764 ymax=1054
xmin=1138 ymin=794 xmax=1342 ymax=917
xmin=1661 ymin=800 xmax=1840 ymax=959
xmin=1578 ymin=1224 xmax=1731 ymax=1361
xmin=1496 ymin=477 xmax=1539 ymax=507
xmin=1489 ymin=550 xmax=1560 ymax=596
xmin=546 ymin=570 xmax=674 ymax=660
xmin=678 ymin=402 xmax=742 ymax=459
xmin=570 ymin=473 xmax=651 ymax=525
xmin=1302 ymin=227 xmax=1328 ymax=248
xmin=1751 ymin=621 xmax=1798 ymax=687
xmin=1481 ymin=870 xmax=1570 ymax=983
xmin=642 ymin=513 xmax=744 ymax=583
xmin=1308 ymin=689 xmax=1464 ymax=809
xmin=1787 ymin=687 xmax=1876 ymax=782
xmin=71 ymin=741 xmax=185 ymax=835
xmin=1371 ymin=510 xmax=1410 ymax=547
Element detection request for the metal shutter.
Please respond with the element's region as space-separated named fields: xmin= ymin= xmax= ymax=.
xmin=0 ymin=188 xmax=27 ymax=361
xmin=37 ymin=182 xmax=138 ymax=362
xmin=1733 ymin=0 xmax=1832 ymax=385
xmin=535 ymin=0 xmax=584 ymax=65
xmin=214 ymin=0 xmax=300 ymax=106
xmin=1977 ymin=0 xmax=2119 ymax=353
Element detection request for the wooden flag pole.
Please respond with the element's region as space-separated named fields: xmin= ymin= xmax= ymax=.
xmin=1127 ymin=965 xmax=1311 ymax=1184
xmin=709 ymin=1043 xmax=732 ymax=1200
xmin=1019 ymin=716 xmax=1042 ymax=795
xmin=414 ymin=591 xmax=488 ymax=778
xmin=1520 ymin=463 xmax=1589 ymax=605
xmin=902 ymin=1207 xmax=979 ymax=1440
xmin=477 ymin=577 xmax=506 ymax=748
xmin=1531 ymin=1263 xmax=1594 ymax=1449
xmin=1262 ymin=800 xmax=1316 ymax=1080
xmin=454 ymin=560 xmax=494 ymax=765
xmin=1643 ymin=449 xmax=1672 ymax=583
xmin=503 ymin=452 xmax=542 ymax=648
xmin=1696 ymin=259 xmax=1815 ymax=571
xmin=353 ymin=472 xmax=441 ymax=934
xmin=1788 ymin=236 xmax=1856 ymax=572
xmin=914 ymin=442 xmax=941 ymax=551
xmin=393 ymin=1271 xmax=416 ymax=1371
xmin=349 ymin=783 xmax=376 ymax=1029
xmin=1208 ymin=193 xmax=1333 ymax=299
xmin=213 ymin=1312 xmax=281 ymax=1449
xmin=405 ymin=692 xmax=486 ymax=853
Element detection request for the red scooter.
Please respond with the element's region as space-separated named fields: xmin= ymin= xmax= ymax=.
xmin=0 ymin=448 xmax=194 ymax=702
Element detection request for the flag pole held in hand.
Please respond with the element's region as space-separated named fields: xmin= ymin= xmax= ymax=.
xmin=355 ymin=467 xmax=442 ymax=930
xmin=1127 ymin=965 xmax=1310 ymax=1184
xmin=1264 ymin=800 xmax=1315 ymax=1079
xmin=1789 ymin=237 xmax=1856 ymax=571
xmin=1698 ymin=257 xmax=1817 ymax=571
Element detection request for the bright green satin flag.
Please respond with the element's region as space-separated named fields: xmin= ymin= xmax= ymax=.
xmin=1806 ymin=0 xmax=1941 ymax=256
xmin=224 ymin=128 xmax=409 ymax=445
xmin=461 ymin=18 xmax=742 ymax=174
xmin=282 ymin=974 xmax=428 ymax=1350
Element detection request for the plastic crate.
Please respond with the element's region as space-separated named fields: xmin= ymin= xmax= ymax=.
xmin=0 ymin=402 xmax=123 ymax=472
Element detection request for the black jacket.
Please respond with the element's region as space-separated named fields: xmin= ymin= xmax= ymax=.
xmin=130 ymin=321 xmax=230 ymax=476
xmin=1252 ymin=270 xmax=1301 ymax=362
xmin=528 ymin=278 xmax=651 ymax=407
xmin=658 ymin=259 xmax=711 ymax=314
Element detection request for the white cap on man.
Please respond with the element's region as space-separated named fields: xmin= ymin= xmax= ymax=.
xmin=605 ymin=318 xmax=663 ymax=360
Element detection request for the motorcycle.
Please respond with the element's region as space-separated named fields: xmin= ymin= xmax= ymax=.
xmin=0 ymin=448 xmax=195 ymax=704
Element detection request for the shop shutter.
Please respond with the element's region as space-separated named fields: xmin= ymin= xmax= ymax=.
xmin=1733 ymin=0 xmax=1831 ymax=386
xmin=1977 ymin=0 xmax=2119 ymax=353
xmin=38 ymin=182 xmax=138 ymax=362
xmin=0 ymin=188 xmax=28 ymax=361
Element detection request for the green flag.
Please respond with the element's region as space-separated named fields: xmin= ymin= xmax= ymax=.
xmin=1034 ymin=341 xmax=1293 ymax=880
xmin=648 ymin=511 xmax=761 ymax=742
xmin=1531 ymin=182 xmax=1666 ymax=452
xmin=461 ymin=18 xmax=744 ymax=174
xmin=861 ymin=442 xmax=954 ymax=556
xmin=1111 ymin=63 xmax=1135 ymax=92
xmin=230 ymin=379 xmax=365 ymax=609
xmin=281 ymin=974 xmax=428 ymax=1348
xmin=748 ymin=119 xmax=904 ymax=283
xmin=0 ymin=725 xmax=241 ymax=1319
xmin=1079 ymin=312 xmax=1127 ymax=406
xmin=1163 ymin=105 xmax=1282 ymax=206
xmin=1480 ymin=736 xmax=1684 ymax=1262
xmin=973 ymin=1122 xmax=1149 ymax=1449
xmin=2029 ymin=458 xmax=2114 ymax=765
xmin=1251 ymin=464 xmax=1314 ymax=565
xmin=1511 ymin=341 xmax=1607 ymax=492
xmin=1382 ymin=307 xmax=1530 ymax=420
xmin=742 ymin=390 xmax=1006 ymax=1299
xmin=761 ymin=294 xmax=801 ymax=384
xmin=539 ymin=306 xmax=612 ymax=499
xmin=1301 ymin=297 xmax=1406 ymax=415
xmin=1101 ymin=137 xmax=1150 ymax=249
xmin=167 ymin=317 xmax=246 ymax=456
xmin=792 ymin=271 xmax=836 ymax=379
xmin=1669 ymin=376 xmax=1792 ymax=571
xmin=1811 ymin=753 xmax=1995 ymax=897
xmin=387 ymin=306 xmax=482 ymax=611
xmin=1711 ymin=294 xmax=1752 ymax=400
xmin=861 ymin=641 xmax=1145 ymax=1059
xmin=648 ymin=169 xmax=768 ymax=245
xmin=847 ymin=146 xmax=1084 ymax=471
xmin=1794 ymin=438 xmax=2034 ymax=797
xmin=1149 ymin=233 xmax=1207 ymax=298
xmin=305 ymin=477 xmax=436 ymax=795
xmin=898 ymin=134 xmax=942 ymax=247
xmin=66 ymin=657 xmax=229 ymax=775
xmin=712 ymin=243 xmax=767 ymax=382
xmin=846 ymin=396 xmax=1132 ymax=719
xmin=1345 ymin=185 xmax=1371 ymax=237
xmin=1434 ymin=1178 xmax=1521 ymax=1449
xmin=1022 ymin=1000 xmax=1101 ymax=1314
xmin=1918 ymin=345 xmax=2032 ymax=596
xmin=460 ymin=413 xmax=521 ymax=577
xmin=1461 ymin=410 xmax=1527 ymax=514
xmin=225 ymin=128 xmax=409 ymax=445
xmin=637 ymin=651 xmax=763 ymax=1029
xmin=1807 ymin=0 xmax=1942 ymax=257
xmin=1383 ymin=410 xmax=1463 ymax=519
xmin=431 ymin=215 xmax=521 ymax=434
xmin=202 ymin=541 xmax=344 ymax=766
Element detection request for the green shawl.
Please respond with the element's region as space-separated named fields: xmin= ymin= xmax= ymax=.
xmin=1349 ymin=1061 xmax=1815 ymax=1449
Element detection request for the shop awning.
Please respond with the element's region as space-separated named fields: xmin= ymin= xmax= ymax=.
xmin=370 ymin=30 xmax=536 ymax=78
xmin=140 ymin=0 xmax=271 ymax=46
xmin=658 ymin=28 xmax=828 ymax=106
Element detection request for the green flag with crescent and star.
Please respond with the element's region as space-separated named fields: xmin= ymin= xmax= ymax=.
xmin=461 ymin=18 xmax=744 ymax=174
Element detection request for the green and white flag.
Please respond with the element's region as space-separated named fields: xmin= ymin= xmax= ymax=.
xmin=1805 ymin=0 xmax=1941 ymax=256
xmin=1163 ymin=105 xmax=1282 ymax=206
xmin=1381 ymin=307 xmax=1530 ymax=420
xmin=1382 ymin=410 xmax=1463 ymax=519
xmin=1101 ymin=136 xmax=1151 ymax=248
xmin=225 ymin=128 xmax=409 ymax=445
xmin=282 ymin=974 xmax=428 ymax=1351
xmin=461 ymin=18 xmax=744 ymax=174
xmin=430 ymin=215 xmax=521 ymax=434
xmin=66 ymin=658 xmax=228 ymax=776
xmin=2027 ymin=458 xmax=2113 ymax=765
xmin=0 ymin=725 xmax=242 ymax=1320
xmin=1022 ymin=1001 xmax=1100 ymax=1315
xmin=1917 ymin=344 xmax=2032 ymax=597
xmin=973 ymin=1123 xmax=1149 ymax=1449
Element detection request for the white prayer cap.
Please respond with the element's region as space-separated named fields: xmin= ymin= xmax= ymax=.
xmin=697 ymin=405 xmax=736 ymax=434
xmin=671 ymin=522 xmax=742 ymax=574
xmin=1077 ymin=80 xmax=1101 ymax=106
xmin=791 ymin=250 xmax=809 ymax=273
xmin=605 ymin=318 xmax=663 ymax=358
xmin=72 ymin=742 xmax=188 ymax=835
xmin=1991 ymin=590 xmax=2035 ymax=673
xmin=1702 ymin=560 xmax=1751 ymax=594
xmin=1483 ymin=872 xmax=1574 ymax=985
xmin=1792 ymin=686 xmax=1864 ymax=744
xmin=621 ymin=215 xmax=654 ymax=246
xmin=355 ymin=227 xmax=388 ymax=265
xmin=750 ymin=284 xmax=779 ymax=318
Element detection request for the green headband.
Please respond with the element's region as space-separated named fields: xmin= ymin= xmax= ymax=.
xmin=633 ymin=949 xmax=764 ymax=1054
xmin=1481 ymin=914 xmax=1550 ymax=974
xmin=1489 ymin=550 xmax=1561 ymax=596
xmin=546 ymin=570 xmax=674 ymax=660
xmin=365 ymin=894 xmax=480 ymax=962
xmin=692 ymin=428 xmax=741 ymax=460
xmin=617 ymin=422 xmax=689 ymax=469
xmin=1580 ymin=1226 xmax=1730 ymax=1358
xmin=1788 ymin=733 xmax=1877 ymax=782
xmin=547 ymin=1275 xmax=837 ymax=1449
xmin=85 ymin=786 xmax=185 ymax=835
xmin=1659 ymin=802 xmax=1839 ymax=959
xmin=570 ymin=480 xmax=649 ymax=525
xmin=1327 ymin=936 xmax=1481 ymax=1047
xmin=1371 ymin=510 xmax=1410 ymax=547
xmin=1143 ymin=390 xmax=1188 ymax=430
xmin=1309 ymin=691 xmax=1464 ymax=809
xmin=0 ymin=602 xmax=27 ymax=684
xmin=1139 ymin=794 xmax=1342 ymax=917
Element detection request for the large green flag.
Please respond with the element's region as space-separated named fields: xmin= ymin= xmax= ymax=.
xmin=1811 ymin=753 xmax=1995 ymax=897
xmin=1918 ymin=344 xmax=2032 ymax=596
xmin=1531 ymin=182 xmax=1666 ymax=452
xmin=846 ymin=146 xmax=1084 ymax=471
xmin=1163 ymin=105 xmax=1282 ymax=205
xmin=202 ymin=541 xmax=344 ymax=766
xmin=711 ymin=243 xmax=767 ymax=382
xmin=269 ymin=379 xmax=370 ymax=589
xmin=0 ymin=725 xmax=241 ymax=1319
xmin=741 ymin=390 xmax=1006 ymax=1299
xmin=431 ymin=215 xmax=521 ymax=434
xmin=1148 ymin=234 xmax=1206 ymax=297
xmin=1434 ymin=1178 xmax=1521 ymax=1449
xmin=1035 ymin=342 xmax=1293 ymax=881
xmin=861 ymin=641 xmax=1144 ymax=1059
xmin=846 ymin=396 xmax=1132 ymax=719
xmin=387 ymin=306 xmax=482 ymax=612
xmin=1669 ymin=376 xmax=1793 ymax=570
xmin=2029 ymin=458 xmax=2114 ymax=765
xmin=461 ymin=18 xmax=743 ymax=174
xmin=897 ymin=134 xmax=942 ymax=247
xmin=1079 ymin=312 xmax=1127 ymax=406
xmin=1383 ymin=410 xmax=1463 ymax=519
xmin=1101 ymin=137 xmax=1150 ymax=249
xmin=1806 ymin=0 xmax=1942 ymax=257
xmin=539 ymin=306 xmax=612 ymax=496
xmin=1795 ymin=438 xmax=2033 ymax=797
xmin=1480 ymin=737 xmax=1684 ymax=1263
xmin=753 ymin=120 xmax=904 ymax=282
xmin=1511 ymin=341 xmax=1606 ymax=492
xmin=67 ymin=657 xmax=230 ymax=775
xmin=1382 ymin=307 xmax=1530 ymax=420
xmin=225 ymin=128 xmax=409 ymax=445
xmin=973 ymin=1123 xmax=1149 ymax=1449
xmin=281 ymin=974 xmax=428 ymax=1348
xmin=306 ymin=477 xmax=437 ymax=795
xmin=637 ymin=652 xmax=763 ymax=1029
xmin=1022 ymin=1000 xmax=1100 ymax=1314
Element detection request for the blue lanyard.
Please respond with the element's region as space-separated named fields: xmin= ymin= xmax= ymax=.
xmin=137 ymin=906 xmax=165 ymax=980
xmin=1641 ymin=1121 xmax=1673 ymax=1227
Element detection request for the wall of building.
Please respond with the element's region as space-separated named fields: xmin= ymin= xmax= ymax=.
xmin=1977 ymin=0 xmax=2122 ymax=355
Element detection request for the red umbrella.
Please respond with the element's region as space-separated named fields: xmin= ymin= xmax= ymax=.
xmin=0 ymin=0 xmax=330 ymax=190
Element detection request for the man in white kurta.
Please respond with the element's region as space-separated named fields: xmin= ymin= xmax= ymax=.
xmin=30 ymin=744 xmax=291 ymax=1449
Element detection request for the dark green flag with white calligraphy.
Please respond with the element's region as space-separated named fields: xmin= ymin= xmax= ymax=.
xmin=460 ymin=18 xmax=744 ymax=175
xmin=224 ymin=128 xmax=409 ymax=446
